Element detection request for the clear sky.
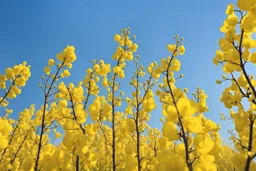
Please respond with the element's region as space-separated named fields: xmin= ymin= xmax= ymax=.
xmin=0 ymin=0 xmax=236 ymax=144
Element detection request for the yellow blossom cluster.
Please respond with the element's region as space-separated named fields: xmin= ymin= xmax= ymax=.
xmin=213 ymin=0 xmax=256 ymax=170
xmin=0 ymin=62 xmax=31 ymax=107
xmin=0 ymin=18 xmax=246 ymax=171
xmin=156 ymin=36 xmax=221 ymax=171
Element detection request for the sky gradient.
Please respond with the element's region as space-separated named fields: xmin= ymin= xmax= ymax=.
xmin=0 ymin=0 xmax=236 ymax=144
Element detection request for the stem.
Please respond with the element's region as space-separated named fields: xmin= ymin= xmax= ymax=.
xmin=166 ymin=46 xmax=193 ymax=171
xmin=76 ymin=155 xmax=79 ymax=171
xmin=0 ymin=77 xmax=17 ymax=105
xmin=34 ymin=61 xmax=65 ymax=171
xmin=244 ymin=117 xmax=254 ymax=171
xmin=135 ymin=61 xmax=141 ymax=171
xmin=0 ymin=122 xmax=19 ymax=162
xmin=83 ymin=72 xmax=93 ymax=110
xmin=111 ymin=45 xmax=125 ymax=171
xmin=110 ymin=32 xmax=129 ymax=170
xmin=154 ymin=138 xmax=157 ymax=157
xmin=238 ymin=30 xmax=256 ymax=102
xmin=111 ymin=72 xmax=117 ymax=171
xmin=68 ymin=89 xmax=85 ymax=134
xmin=232 ymin=29 xmax=256 ymax=171
xmin=10 ymin=130 xmax=30 ymax=165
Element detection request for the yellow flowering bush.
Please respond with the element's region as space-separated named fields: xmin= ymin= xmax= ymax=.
xmin=0 ymin=34 xmax=222 ymax=171
xmin=1 ymin=0 xmax=256 ymax=170
xmin=212 ymin=0 xmax=256 ymax=170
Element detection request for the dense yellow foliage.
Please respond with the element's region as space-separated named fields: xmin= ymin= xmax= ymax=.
xmin=1 ymin=0 xmax=256 ymax=170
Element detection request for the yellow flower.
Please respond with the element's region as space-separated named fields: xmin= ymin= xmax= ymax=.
xmin=5 ymin=68 xmax=14 ymax=80
xmin=216 ymin=80 xmax=221 ymax=84
xmin=15 ymin=77 xmax=26 ymax=87
xmin=162 ymin=121 xmax=180 ymax=141
xmin=167 ymin=44 xmax=176 ymax=53
xmin=48 ymin=59 xmax=55 ymax=66
xmin=194 ymin=133 xmax=214 ymax=154
xmin=226 ymin=4 xmax=234 ymax=15
xmin=131 ymin=44 xmax=138 ymax=52
xmin=44 ymin=66 xmax=51 ymax=75
xmin=250 ymin=52 xmax=256 ymax=63
xmin=63 ymin=70 xmax=70 ymax=77
xmin=114 ymin=34 xmax=121 ymax=42
xmin=178 ymin=45 xmax=185 ymax=55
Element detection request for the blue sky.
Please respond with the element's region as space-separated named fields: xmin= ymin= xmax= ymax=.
xmin=0 ymin=0 xmax=236 ymax=144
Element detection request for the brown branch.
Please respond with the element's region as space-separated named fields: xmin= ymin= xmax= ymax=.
xmin=67 ymin=89 xmax=85 ymax=134
xmin=34 ymin=60 xmax=65 ymax=171
xmin=10 ymin=130 xmax=30 ymax=165
xmin=166 ymin=42 xmax=193 ymax=171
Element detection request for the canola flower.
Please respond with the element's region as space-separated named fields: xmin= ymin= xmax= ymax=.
xmin=1 ymin=0 xmax=256 ymax=170
xmin=0 ymin=29 xmax=222 ymax=171
xmin=212 ymin=0 xmax=256 ymax=170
